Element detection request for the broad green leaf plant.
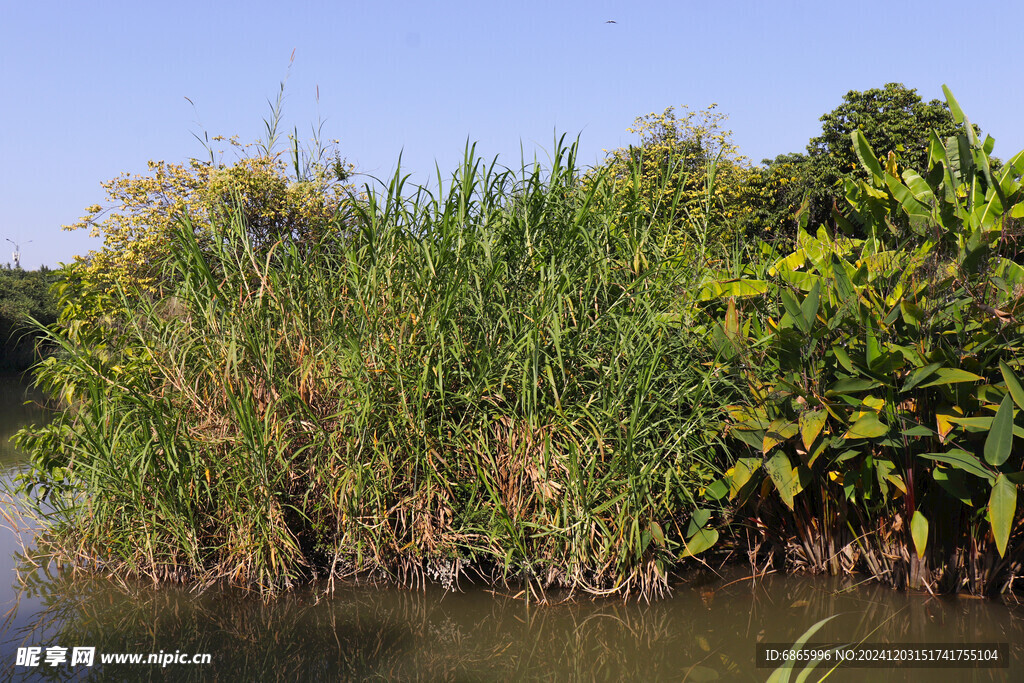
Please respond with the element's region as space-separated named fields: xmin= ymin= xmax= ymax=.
xmin=709 ymin=87 xmax=1024 ymax=592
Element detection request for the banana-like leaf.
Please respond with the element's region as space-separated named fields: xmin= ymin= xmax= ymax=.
xmin=989 ymin=474 xmax=1017 ymax=558
xmin=765 ymin=452 xmax=799 ymax=510
xmin=852 ymin=130 xmax=884 ymax=184
xmin=777 ymin=270 xmax=822 ymax=290
xmin=830 ymin=254 xmax=857 ymax=303
xmin=997 ymin=259 xmax=1024 ymax=286
xmin=680 ymin=527 xmax=719 ymax=558
xmin=900 ymin=301 xmax=925 ymax=328
xmin=997 ymin=150 xmax=1024 ymax=197
xmin=799 ymin=409 xmax=828 ymax=452
xmin=828 ymin=378 xmax=880 ymax=394
xmin=865 ymin=327 xmax=882 ymax=368
xmin=983 ymin=134 xmax=996 ymax=156
xmin=928 ymin=129 xmax=948 ymax=169
xmin=984 ymin=394 xmax=1014 ymax=467
xmin=943 ymin=84 xmax=965 ymax=125
xmin=919 ymin=450 xmax=994 ymax=482
xmin=770 ymin=250 xmax=808 ymax=276
xmin=728 ymin=457 xmax=762 ymax=499
xmin=763 ymin=419 xmax=799 ymax=454
xmin=886 ymin=173 xmax=931 ymax=224
xmin=862 ymin=250 xmax=906 ymax=277
xmin=844 ymin=413 xmax=888 ymax=439
xmin=901 ymin=168 xmax=936 ymax=202
xmin=952 ymin=135 xmax=976 ymax=186
xmin=800 ymin=280 xmax=821 ymax=327
xmin=911 ymin=510 xmax=929 ymax=559
xmin=1000 ymin=360 xmax=1024 ymax=410
xmin=974 ymin=193 xmax=1005 ymax=231
xmin=832 ymin=208 xmax=860 ymax=239
xmin=696 ymin=278 xmax=771 ymax=301
xmin=917 ymin=368 xmax=984 ymax=389
xmin=781 ymin=290 xmax=810 ymax=334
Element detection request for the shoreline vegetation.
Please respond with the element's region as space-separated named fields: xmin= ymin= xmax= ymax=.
xmin=0 ymin=266 xmax=58 ymax=373
xmin=11 ymin=84 xmax=1024 ymax=600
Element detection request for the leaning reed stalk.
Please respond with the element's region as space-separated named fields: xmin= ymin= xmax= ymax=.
xmin=17 ymin=139 xmax=730 ymax=597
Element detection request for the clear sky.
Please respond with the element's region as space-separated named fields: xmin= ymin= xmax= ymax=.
xmin=3 ymin=0 xmax=1022 ymax=270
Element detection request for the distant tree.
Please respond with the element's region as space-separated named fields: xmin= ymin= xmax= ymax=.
xmin=591 ymin=105 xmax=750 ymax=259
xmin=0 ymin=267 xmax=59 ymax=370
xmin=802 ymin=83 xmax=964 ymax=230
xmin=736 ymin=84 xmax=972 ymax=240
xmin=734 ymin=152 xmax=810 ymax=245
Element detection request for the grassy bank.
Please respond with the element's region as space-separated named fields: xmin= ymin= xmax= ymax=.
xmin=14 ymin=89 xmax=1024 ymax=599
xmin=16 ymin=142 xmax=731 ymax=597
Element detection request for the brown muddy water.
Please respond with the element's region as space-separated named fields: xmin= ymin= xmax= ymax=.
xmin=0 ymin=376 xmax=1022 ymax=681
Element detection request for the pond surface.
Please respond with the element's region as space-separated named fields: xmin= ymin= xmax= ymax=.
xmin=1 ymin=376 xmax=1022 ymax=681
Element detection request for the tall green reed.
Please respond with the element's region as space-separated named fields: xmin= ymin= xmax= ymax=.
xmin=17 ymin=139 xmax=730 ymax=597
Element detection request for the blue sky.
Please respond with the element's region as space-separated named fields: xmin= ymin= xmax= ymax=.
xmin=3 ymin=0 xmax=1023 ymax=270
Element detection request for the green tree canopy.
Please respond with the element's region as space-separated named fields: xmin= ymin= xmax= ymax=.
xmin=0 ymin=266 xmax=59 ymax=370
xmin=803 ymin=82 xmax=963 ymax=229
xmin=735 ymin=152 xmax=810 ymax=244
xmin=739 ymin=83 xmax=971 ymax=240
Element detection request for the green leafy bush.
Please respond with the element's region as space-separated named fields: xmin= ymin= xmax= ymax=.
xmin=709 ymin=87 xmax=1024 ymax=593
xmin=0 ymin=267 xmax=59 ymax=371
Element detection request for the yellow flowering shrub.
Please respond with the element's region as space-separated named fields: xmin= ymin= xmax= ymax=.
xmin=65 ymin=147 xmax=354 ymax=295
xmin=591 ymin=105 xmax=750 ymax=258
xmin=732 ymin=152 xmax=810 ymax=242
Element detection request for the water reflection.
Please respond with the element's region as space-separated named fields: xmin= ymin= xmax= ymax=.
xmin=2 ymin=560 xmax=1023 ymax=682
xmin=0 ymin=374 xmax=48 ymax=472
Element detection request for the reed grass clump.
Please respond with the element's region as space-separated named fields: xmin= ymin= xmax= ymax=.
xmin=17 ymin=141 xmax=728 ymax=597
